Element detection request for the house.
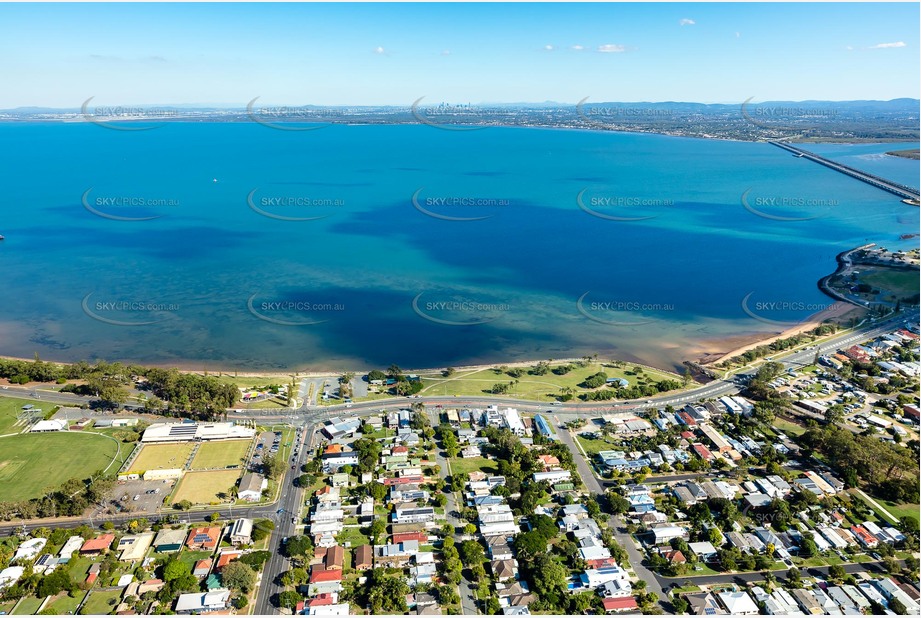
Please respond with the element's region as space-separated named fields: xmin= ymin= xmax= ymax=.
xmin=491 ymin=559 xmax=519 ymax=581
xmin=186 ymin=527 xmax=222 ymax=551
xmin=325 ymin=545 xmax=345 ymax=571
xmin=174 ymin=589 xmax=231 ymax=614
xmin=215 ymin=551 xmax=242 ymax=573
xmin=602 ymin=597 xmax=638 ymax=613
xmin=792 ymin=588 xmax=824 ymax=615
xmin=80 ymin=534 xmax=115 ymax=556
xmin=154 ymin=529 xmax=187 ymax=553
xmin=393 ymin=507 xmax=435 ymax=524
xmin=117 ymin=533 xmax=155 ymax=562
xmin=308 ymin=603 xmax=351 ymax=615
xmin=228 ymin=518 xmax=253 ymax=546
xmin=687 ymin=541 xmax=717 ymax=561
xmin=660 ymin=549 xmax=686 ymax=564
xmin=0 ymin=566 xmax=25 ymax=590
xmin=684 ymin=592 xmax=726 ymax=615
xmin=58 ymin=536 xmax=84 ymax=560
xmin=13 ymin=538 xmax=47 ymax=562
xmin=717 ymin=591 xmax=758 ymax=615
xmin=461 ymin=445 xmax=482 ymax=458
xmin=193 ymin=559 xmax=213 ymax=578
xmin=532 ymin=470 xmax=571 ymax=484
xmin=651 ymin=526 xmax=687 ymax=545
xmin=354 ymin=545 xmax=373 ymax=570
xmin=533 ymin=414 xmax=558 ymax=441
xmin=238 ymin=472 xmax=267 ymax=502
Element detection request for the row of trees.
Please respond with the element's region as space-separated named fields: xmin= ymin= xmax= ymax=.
xmin=0 ymin=474 xmax=115 ymax=521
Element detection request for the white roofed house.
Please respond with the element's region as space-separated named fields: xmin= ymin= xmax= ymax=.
xmin=228 ymin=518 xmax=254 ymax=546
xmin=175 ymin=589 xmax=231 ymax=613
xmin=238 ymin=472 xmax=267 ymax=502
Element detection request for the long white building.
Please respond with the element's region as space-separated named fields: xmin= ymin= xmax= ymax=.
xmin=141 ymin=422 xmax=255 ymax=443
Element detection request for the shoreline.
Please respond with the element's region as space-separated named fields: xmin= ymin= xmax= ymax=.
xmin=0 ymin=251 xmax=874 ymax=383
xmin=3 ymin=118 xmax=920 ymax=146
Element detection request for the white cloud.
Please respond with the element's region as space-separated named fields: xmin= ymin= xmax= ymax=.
xmin=571 ymin=44 xmax=584 ymax=51
xmin=374 ymin=46 xmax=386 ymax=55
xmin=596 ymin=44 xmax=626 ymax=53
xmin=679 ymin=18 xmax=696 ymax=26
xmin=735 ymin=32 xmax=741 ymax=38
xmin=846 ymin=45 xmax=854 ymax=51
xmin=869 ymin=41 xmax=906 ymax=49
xmin=440 ymin=50 xmax=451 ymax=56
xmin=544 ymin=44 xmax=555 ymax=51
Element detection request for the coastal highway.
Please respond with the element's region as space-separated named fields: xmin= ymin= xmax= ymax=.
xmin=1 ymin=310 xmax=913 ymax=422
xmin=253 ymin=424 xmax=315 ymax=616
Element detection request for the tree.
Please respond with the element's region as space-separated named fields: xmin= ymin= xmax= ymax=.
xmin=252 ymin=519 xmax=275 ymax=542
xmin=221 ymin=561 xmax=256 ymax=593
xmin=261 ymin=453 xmax=285 ymax=480
xmin=607 ymin=492 xmax=631 ymax=515
xmin=277 ymin=590 xmax=302 ymax=610
xmin=369 ymin=518 xmax=387 ymax=544
xmin=784 ymin=567 xmax=803 ymax=589
xmin=283 ymin=536 xmax=313 ymax=559
xmin=799 ymin=537 xmax=818 ymax=559
xmin=514 ymin=531 xmax=549 ymax=560
xmin=173 ymin=499 xmax=192 ymax=511
xmin=828 ymin=564 xmax=846 ymax=581
xmin=163 ymin=558 xmax=192 ymax=582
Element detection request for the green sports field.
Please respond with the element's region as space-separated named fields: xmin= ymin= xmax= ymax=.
xmin=0 ymin=396 xmax=53 ymax=434
xmin=171 ymin=470 xmax=241 ymax=505
xmin=127 ymin=442 xmax=195 ymax=474
xmin=190 ymin=439 xmax=251 ymax=470
xmin=0 ymin=432 xmax=124 ymax=502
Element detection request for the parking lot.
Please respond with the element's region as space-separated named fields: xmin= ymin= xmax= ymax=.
xmin=250 ymin=431 xmax=283 ymax=471
xmin=107 ymin=478 xmax=174 ymax=514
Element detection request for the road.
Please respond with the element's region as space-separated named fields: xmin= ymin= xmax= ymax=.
xmin=251 ymin=424 xmax=315 ymax=615
xmin=427 ymin=409 xmax=478 ymax=615
xmin=555 ymin=423 xmax=669 ymax=610
xmin=0 ymin=310 xmax=913 ymax=613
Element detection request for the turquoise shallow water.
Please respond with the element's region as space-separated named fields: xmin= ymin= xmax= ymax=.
xmin=0 ymin=123 xmax=917 ymax=372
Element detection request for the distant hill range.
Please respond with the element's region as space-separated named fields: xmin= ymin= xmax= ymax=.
xmin=2 ymin=98 xmax=917 ymax=142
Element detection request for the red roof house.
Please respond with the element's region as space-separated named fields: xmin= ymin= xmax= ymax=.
xmin=186 ymin=527 xmax=222 ymax=551
xmin=603 ymin=597 xmax=639 ymax=613
xmin=80 ymin=534 xmax=115 ymax=555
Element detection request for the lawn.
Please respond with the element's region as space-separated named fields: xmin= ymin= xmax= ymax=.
xmin=11 ymin=596 xmax=44 ymax=615
xmin=177 ymin=549 xmax=215 ymax=569
xmin=65 ymin=555 xmax=97 ymax=585
xmin=127 ymin=442 xmax=196 ymax=474
xmin=44 ymin=591 xmax=86 ymax=615
xmin=417 ymin=361 xmax=684 ymax=402
xmin=0 ymin=432 xmax=123 ymax=502
xmin=337 ymin=526 xmax=370 ymax=548
xmin=449 ymin=456 xmax=498 ymax=478
xmin=79 ymin=589 xmax=122 ymax=615
xmin=858 ymin=267 xmax=921 ymax=300
xmin=0 ymin=396 xmax=59 ymax=434
xmin=191 ymin=439 xmax=252 ymax=470
xmin=171 ymin=470 xmax=242 ymax=505
xmin=772 ymin=418 xmax=807 ymax=437
xmin=575 ymin=433 xmax=621 ymax=457
xmin=879 ymin=500 xmax=920 ymax=522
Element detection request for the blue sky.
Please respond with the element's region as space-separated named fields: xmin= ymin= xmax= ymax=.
xmin=1 ymin=2 xmax=918 ymax=107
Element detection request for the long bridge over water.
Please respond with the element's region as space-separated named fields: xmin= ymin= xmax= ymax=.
xmin=770 ymin=140 xmax=920 ymax=203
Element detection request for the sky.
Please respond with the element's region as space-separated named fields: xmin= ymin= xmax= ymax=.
xmin=0 ymin=2 xmax=918 ymax=107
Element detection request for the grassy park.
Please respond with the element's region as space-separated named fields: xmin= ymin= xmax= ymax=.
xmin=0 ymin=432 xmax=124 ymax=502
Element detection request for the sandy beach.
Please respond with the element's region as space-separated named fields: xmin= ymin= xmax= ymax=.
xmin=692 ymin=301 xmax=866 ymax=367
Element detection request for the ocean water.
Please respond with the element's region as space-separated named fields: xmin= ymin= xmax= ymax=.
xmin=0 ymin=123 xmax=917 ymax=372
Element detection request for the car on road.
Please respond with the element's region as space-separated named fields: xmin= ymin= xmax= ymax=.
xmin=133 ymin=495 xmax=140 ymax=501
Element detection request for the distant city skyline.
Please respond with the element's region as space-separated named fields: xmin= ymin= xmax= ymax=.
xmin=1 ymin=2 xmax=918 ymax=108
